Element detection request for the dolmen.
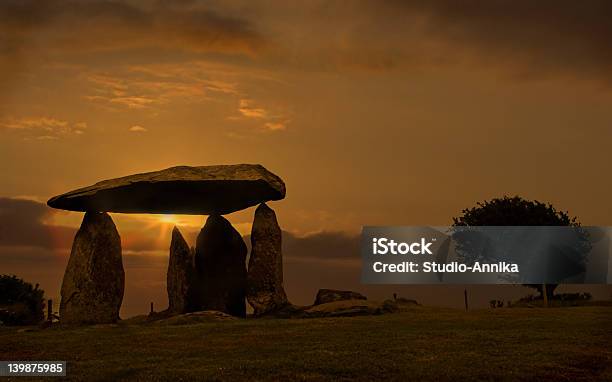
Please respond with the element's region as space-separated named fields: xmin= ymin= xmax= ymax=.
xmin=47 ymin=164 xmax=289 ymax=324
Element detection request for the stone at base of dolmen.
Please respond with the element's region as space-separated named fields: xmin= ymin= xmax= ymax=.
xmin=247 ymin=203 xmax=289 ymax=315
xmin=153 ymin=310 xmax=238 ymax=325
xmin=314 ymin=289 xmax=367 ymax=305
xmin=60 ymin=212 xmax=124 ymax=324
xmin=195 ymin=214 xmax=247 ymax=318
xmin=167 ymin=226 xmax=198 ymax=314
xmin=304 ymin=300 xmax=385 ymax=318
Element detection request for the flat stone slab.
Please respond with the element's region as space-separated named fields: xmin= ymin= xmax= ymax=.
xmin=47 ymin=164 xmax=285 ymax=214
xmin=153 ymin=311 xmax=238 ymax=325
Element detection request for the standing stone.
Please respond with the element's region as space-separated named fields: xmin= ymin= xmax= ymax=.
xmin=60 ymin=212 xmax=124 ymax=324
xmin=167 ymin=227 xmax=197 ymax=314
xmin=247 ymin=203 xmax=288 ymax=315
xmin=195 ymin=214 xmax=247 ymax=317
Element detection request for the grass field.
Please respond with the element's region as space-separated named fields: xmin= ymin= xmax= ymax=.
xmin=1 ymin=306 xmax=611 ymax=381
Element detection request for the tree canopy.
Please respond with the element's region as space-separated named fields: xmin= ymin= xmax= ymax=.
xmin=453 ymin=196 xmax=578 ymax=227
xmin=452 ymin=196 xmax=584 ymax=298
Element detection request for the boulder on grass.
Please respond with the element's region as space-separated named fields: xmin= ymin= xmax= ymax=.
xmin=304 ymin=300 xmax=383 ymax=318
xmin=314 ymin=289 xmax=367 ymax=305
xmin=154 ymin=311 xmax=238 ymax=325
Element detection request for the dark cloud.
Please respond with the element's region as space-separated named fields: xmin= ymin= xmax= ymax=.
xmin=3 ymin=0 xmax=611 ymax=84
xmin=0 ymin=197 xmax=191 ymax=254
xmin=242 ymin=230 xmax=361 ymax=261
xmin=348 ymin=0 xmax=612 ymax=80
xmin=0 ymin=0 xmax=267 ymax=104
xmin=0 ymin=245 xmax=67 ymax=265
xmin=0 ymin=197 xmax=74 ymax=250
xmin=0 ymin=0 xmax=266 ymax=56
xmin=239 ymin=1 xmax=612 ymax=81
xmin=282 ymin=230 xmax=360 ymax=260
xmin=413 ymin=1 xmax=611 ymax=77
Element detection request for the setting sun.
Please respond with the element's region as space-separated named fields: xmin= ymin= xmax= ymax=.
xmin=158 ymin=215 xmax=177 ymax=225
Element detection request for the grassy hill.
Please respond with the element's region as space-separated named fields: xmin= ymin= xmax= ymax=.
xmin=1 ymin=306 xmax=610 ymax=381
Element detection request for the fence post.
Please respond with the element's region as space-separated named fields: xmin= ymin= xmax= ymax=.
xmin=464 ymin=289 xmax=469 ymax=311
xmin=47 ymin=299 xmax=52 ymax=323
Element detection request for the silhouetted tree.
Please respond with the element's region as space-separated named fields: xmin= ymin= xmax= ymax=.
xmin=452 ymin=196 xmax=585 ymax=298
xmin=0 ymin=275 xmax=45 ymax=325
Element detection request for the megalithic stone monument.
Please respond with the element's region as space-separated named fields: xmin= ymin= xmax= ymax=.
xmin=247 ymin=203 xmax=289 ymax=315
xmin=60 ymin=211 xmax=124 ymax=324
xmin=195 ymin=214 xmax=248 ymax=317
xmin=48 ymin=164 xmax=286 ymax=322
xmin=167 ymin=227 xmax=197 ymax=314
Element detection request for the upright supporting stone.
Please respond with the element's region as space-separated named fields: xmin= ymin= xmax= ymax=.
xmin=60 ymin=212 xmax=124 ymax=324
xmin=247 ymin=203 xmax=289 ymax=315
xmin=195 ymin=214 xmax=247 ymax=317
xmin=167 ymin=227 xmax=197 ymax=314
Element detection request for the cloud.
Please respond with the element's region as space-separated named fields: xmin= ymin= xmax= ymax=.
xmin=82 ymin=65 xmax=290 ymax=132
xmin=83 ymin=65 xmax=236 ymax=110
xmin=73 ymin=122 xmax=87 ymax=134
xmin=0 ymin=197 xmax=191 ymax=254
xmin=282 ymin=230 xmax=360 ymax=260
xmin=128 ymin=125 xmax=147 ymax=133
xmin=264 ymin=121 xmax=287 ymax=131
xmin=203 ymin=80 xmax=240 ymax=95
xmin=243 ymin=230 xmax=360 ymax=263
xmin=85 ymin=74 xmax=164 ymax=110
xmin=238 ymin=99 xmax=267 ymax=118
xmin=36 ymin=135 xmax=59 ymax=141
xmin=3 ymin=0 xmax=612 ymax=87
xmin=178 ymin=1 xmax=612 ymax=83
xmin=0 ymin=0 xmax=267 ymax=104
xmin=0 ymin=197 xmax=75 ymax=250
xmin=1 ymin=117 xmax=67 ymax=130
xmin=394 ymin=0 xmax=612 ymax=78
xmin=110 ymin=96 xmax=157 ymax=109
xmin=281 ymin=0 xmax=612 ymax=82
xmin=0 ymin=0 xmax=266 ymax=57
xmin=235 ymin=99 xmax=289 ymax=131
xmin=0 ymin=116 xmax=86 ymax=139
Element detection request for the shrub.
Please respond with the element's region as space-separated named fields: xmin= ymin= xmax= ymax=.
xmin=0 ymin=275 xmax=45 ymax=325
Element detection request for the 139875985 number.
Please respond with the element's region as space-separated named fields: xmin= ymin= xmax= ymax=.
xmin=2 ymin=361 xmax=66 ymax=376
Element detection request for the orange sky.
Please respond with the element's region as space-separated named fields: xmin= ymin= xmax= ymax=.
xmin=1 ymin=1 xmax=611 ymax=316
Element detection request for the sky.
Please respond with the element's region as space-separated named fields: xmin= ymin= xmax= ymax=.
xmin=1 ymin=0 xmax=611 ymax=317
